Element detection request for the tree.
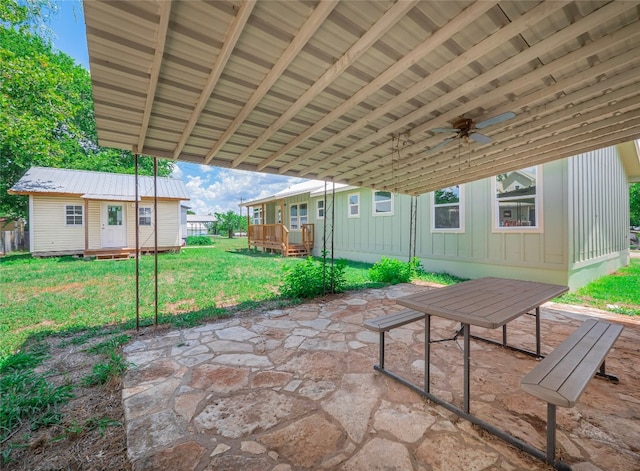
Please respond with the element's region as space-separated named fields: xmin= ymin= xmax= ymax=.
xmin=631 ymin=183 xmax=640 ymax=227
xmin=1 ymin=2 xmax=173 ymax=221
xmin=215 ymin=210 xmax=247 ymax=238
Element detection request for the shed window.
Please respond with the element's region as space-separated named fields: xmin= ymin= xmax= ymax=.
xmin=348 ymin=193 xmax=360 ymax=218
xmin=65 ymin=205 xmax=83 ymax=225
xmin=373 ymin=191 xmax=393 ymax=216
xmin=494 ymin=166 xmax=541 ymax=231
xmin=139 ymin=207 xmax=152 ymax=226
xmin=290 ymin=203 xmax=307 ymax=230
xmin=317 ymin=199 xmax=324 ymax=219
xmin=432 ymin=185 xmax=464 ymax=231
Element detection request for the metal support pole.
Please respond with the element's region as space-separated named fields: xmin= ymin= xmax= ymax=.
xmin=154 ymin=157 xmax=158 ymax=327
xmin=379 ymin=332 xmax=385 ymax=369
xmin=536 ymin=307 xmax=541 ymax=357
xmin=463 ymin=323 xmax=470 ymax=414
xmin=322 ymin=181 xmax=328 ymax=296
xmin=502 ymin=324 xmax=507 ymax=346
xmin=425 ymin=314 xmax=430 ymax=394
xmin=134 ymin=154 xmax=140 ymax=331
xmin=330 ymin=181 xmax=335 ymax=293
xmin=546 ymin=403 xmax=557 ymax=464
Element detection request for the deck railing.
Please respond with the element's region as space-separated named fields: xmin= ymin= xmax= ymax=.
xmin=248 ymin=223 xmax=314 ymax=256
xmin=248 ymin=223 xmax=289 ymax=252
xmin=302 ymin=223 xmax=314 ymax=253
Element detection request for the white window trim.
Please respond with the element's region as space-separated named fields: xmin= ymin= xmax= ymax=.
xmin=316 ymin=199 xmax=324 ymax=220
xmin=289 ymin=202 xmax=308 ymax=231
xmin=492 ymin=166 xmax=544 ymax=233
xmin=139 ymin=207 xmax=152 ymax=226
xmin=252 ymin=207 xmax=262 ymax=225
xmin=347 ymin=192 xmax=360 ymax=218
xmin=65 ymin=204 xmax=84 ymax=226
xmin=431 ymin=185 xmax=465 ymax=233
xmin=372 ymin=190 xmax=394 ymax=217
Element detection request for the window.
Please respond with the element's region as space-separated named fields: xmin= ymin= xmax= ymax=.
xmin=316 ymin=199 xmax=324 ymax=219
xmin=252 ymin=208 xmax=262 ymax=225
xmin=373 ymin=191 xmax=393 ymax=216
xmin=65 ymin=205 xmax=83 ymax=225
xmin=432 ymin=185 xmax=464 ymax=231
xmin=494 ymin=166 xmax=541 ymax=230
xmin=347 ymin=193 xmax=360 ymax=218
xmin=290 ymin=203 xmax=307 ymax=230
xmin=139 ymin=207 xmax=152 ymax=226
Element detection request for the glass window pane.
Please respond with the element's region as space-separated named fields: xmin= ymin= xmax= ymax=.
xmin=374 ymin=191 xmax=391 ymax=202
xmin=434 ymin=206 xmax=460 ymax=229
xmin=349 ymin=194 xmax=358 ymax=205
xmin=496 ymin=166 xmax=538 ymax=228
xmin=375 ymin=200 xmax=391 ymax=213
xmin=496 ymin=167 xmax=537 ymax=198
xmin=434 ymin=186 xmax=460 ymax=205
xmin=108 ymin=206 xmax=122 ymax=226
xmin=498 ymin=200 xmax=536 ymax=227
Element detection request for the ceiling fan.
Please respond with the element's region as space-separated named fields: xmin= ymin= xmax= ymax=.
xmin=426 ymin=111 xmax=516 ymax=153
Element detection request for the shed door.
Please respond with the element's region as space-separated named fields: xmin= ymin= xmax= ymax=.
xmin=102 ymin=204 xmax=127 ymax=248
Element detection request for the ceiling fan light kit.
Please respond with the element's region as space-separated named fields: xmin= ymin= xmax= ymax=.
xmin=427 ymin=111 xmax=517 ymax=153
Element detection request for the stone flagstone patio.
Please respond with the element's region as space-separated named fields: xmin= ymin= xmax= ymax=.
xmin=122 ymin=282 xmax=640 ymax=471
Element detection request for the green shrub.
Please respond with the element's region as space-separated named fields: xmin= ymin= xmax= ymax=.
xmin=186 ymin=235 xmax=213 ymax=246
xmin=279 ymin=257 xmax=347 ymax=299
xmin=369 ymin=257 xmax=420 ymax=284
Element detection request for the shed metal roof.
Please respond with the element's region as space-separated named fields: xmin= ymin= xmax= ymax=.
xmin=186 ymin=215 xmax=216 ymax=223
xmin=84 ymin=0 xmax=640 ymax=195
xmin=9 ymin=167 xmax=190 ymax=200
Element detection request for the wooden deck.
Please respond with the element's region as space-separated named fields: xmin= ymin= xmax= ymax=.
xmin=248 ymin=224 xmax=314 ymax=257
xmin=83 ymin=246 xmax=181 ymax=260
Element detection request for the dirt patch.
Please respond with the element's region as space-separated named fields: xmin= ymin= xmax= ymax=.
xmin=2 ymin=333 xmax=133 ymax=471
xmin=164 ymin=298 xmax=195 ymax=314
xmin=39 ymin=282 xmax=87 ymax=294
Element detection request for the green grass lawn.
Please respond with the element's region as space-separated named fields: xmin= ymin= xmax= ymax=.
xmin=2 ymin=241 xmax=638 ymax=361
xmin=0 ymin=238 xmax=383 ymax=360
xmin=556 ymin=258 xmax=640 ymax=316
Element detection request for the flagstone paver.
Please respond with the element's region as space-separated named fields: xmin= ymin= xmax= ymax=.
xmin=122 ymin=283 xmax=640 ymax=470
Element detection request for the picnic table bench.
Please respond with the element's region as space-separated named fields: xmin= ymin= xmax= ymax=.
xmin=363 ymin=309 xmax=424 ymax=369
xmin=521 ymin=318 xmax=623 ymax=466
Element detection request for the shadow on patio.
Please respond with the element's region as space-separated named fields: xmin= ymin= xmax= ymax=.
xmin=122 ymin=282 xmax=640 ymax=471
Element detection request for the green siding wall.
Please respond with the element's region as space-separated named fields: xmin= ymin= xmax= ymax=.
xmin=305 ymin=148 xmax=629 ymax=289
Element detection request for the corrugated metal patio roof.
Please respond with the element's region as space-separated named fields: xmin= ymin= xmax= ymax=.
xmin=84 ymin=1 xmax=640 ymax=195
xmin=9 ymin=167 xmax=190 ymax=200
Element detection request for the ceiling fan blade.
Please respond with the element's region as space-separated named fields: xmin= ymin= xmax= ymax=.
xmin=469 ymin=132 xmax=492 ymax=144
xmin=431 ymin=127 xmax=458 ymax=133
xmin=475 ymin=111 xmax=516 ymax=129
xmin=425 ymin=137 xmax=455 ymax=153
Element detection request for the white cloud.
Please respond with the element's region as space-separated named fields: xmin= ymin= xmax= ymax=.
xmin=178 ymin=163 xmax=304 ymax=216
xmin=170 ymin=164 xmax=183 ymax=179
xmin=198 ymin=164 xmax=216 ymax=174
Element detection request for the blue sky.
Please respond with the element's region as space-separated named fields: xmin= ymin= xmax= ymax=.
xmin=49 ymin=1 xmax=306 ymax=215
